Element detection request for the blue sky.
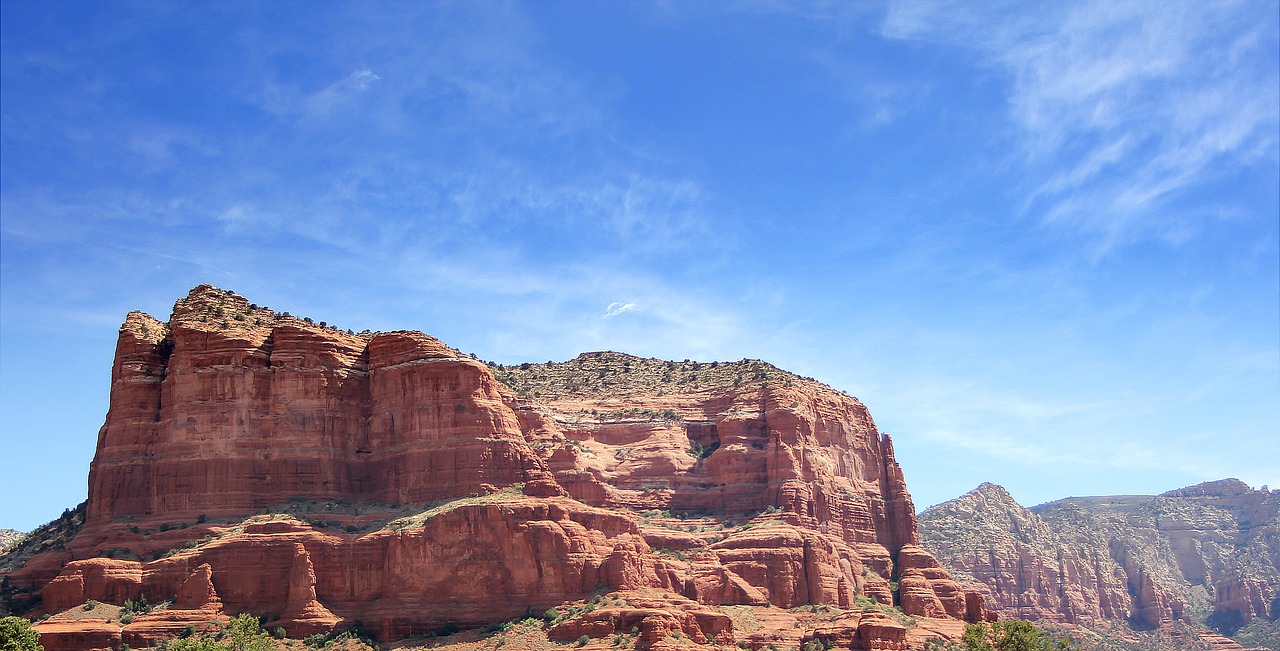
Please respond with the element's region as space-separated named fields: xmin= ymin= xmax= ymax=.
xmin=1 ymin=1 xmax=1276 ymax=532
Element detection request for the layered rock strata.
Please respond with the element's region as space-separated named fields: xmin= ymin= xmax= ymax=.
xmin=918 ymin=481 xmax=1279 ymax=646
xmin=2 ymin=285 xmax=987 ymax=649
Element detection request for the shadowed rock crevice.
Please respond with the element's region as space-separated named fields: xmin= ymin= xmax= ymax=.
xmin=685 ymin=421 xmax=720 ymax=460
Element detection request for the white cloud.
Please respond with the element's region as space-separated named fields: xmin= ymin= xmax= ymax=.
xmin=254 ymin=68 xmax=382 ymax=123
xmin=345 ymin=69 xmax=380 ymax=90
xmin=602 ymin=302 xmax=637 ymax=318
xmin=301 ymin=69 xmax=382 ymax=119
xmin=442 ymin=169 xmax=712 ymax=251
xmin=125 ymin=127 xmax=217 ymax=166
xmin=583 ymin=176 xmax=708 ymax=247
xmin=882 ymin=0 xmax=1279 ymax=253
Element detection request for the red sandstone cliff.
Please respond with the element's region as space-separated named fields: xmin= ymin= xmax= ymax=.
xmin=2 ymin=285 xmax=987 ymax=650
xmin=85 ymin=288 xmax=551 ymax=533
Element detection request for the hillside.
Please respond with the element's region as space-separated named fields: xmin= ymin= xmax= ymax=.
xmin=918 ymin=481 xmax=1280 ymax=650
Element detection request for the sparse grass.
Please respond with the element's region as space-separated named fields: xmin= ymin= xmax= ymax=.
xmin=719 ymin=605 xmax=763 ymax=634
xmin=651 ymin=548 xmax=689 ymax=562
xmin=388 ymin=486 xmax=525 ymax=531
xmin=739 ymin=519 xmax=786 ymax=532
xmin=853 ymin=596 xmax=915 ymax=628
xmin=788 ymin=604 xmax=844 ymax=621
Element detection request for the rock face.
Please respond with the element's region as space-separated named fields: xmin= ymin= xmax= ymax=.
xmin=1 ymin=285 xmax=986 ymax=649
xmin=918 ymin=481 xmax=1280 ymax=647
xmin=84 ymin=289 xmax=551 ymax=532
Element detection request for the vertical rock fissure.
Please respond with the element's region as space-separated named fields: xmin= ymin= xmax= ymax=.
xmin=153 ymin=335 xmax=175 ymax=421
xmin=260 ymin=331 xmax=274 ymax=368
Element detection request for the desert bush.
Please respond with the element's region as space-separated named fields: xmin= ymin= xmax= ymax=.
xmin=0 ymin=616 xmax=41 ymax=651
xmin=961 ymin=620 xmax=1077 ymax=651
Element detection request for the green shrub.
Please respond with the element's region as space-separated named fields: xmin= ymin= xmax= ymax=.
xmin=83 ymin=599 xmax=98 ymax=611
xmin=123 ymin=593 xmax=149 ymax=614
xmin=167 ymin=638 xmax=221 ymax=651
xmin=801 ymin=638 xmax=834 ymax=651
xmin=577 ymin=634 xmax=590 ymax=646
xmin=0 ymin=616 xmax=42 ymax=651
xmin=961 ymin=620 xmax=1077 ymax=651
xmin=225 ymin=613 xmax=277 ymax=650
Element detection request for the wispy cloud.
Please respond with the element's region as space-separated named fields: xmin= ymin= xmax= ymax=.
xmin=685 ymin=0 xmax=873 ymax=22
xmin=603 ymin=302 xmax=638 ymax=318
xmin=258 ymin=68 xmax=383 ymax=123
xmin=565 ymin=175 xmax=710 ymax=249
xmin=125 ymin=126 xmax=218 ymax=166
xmin=882 ymin=0 xmax=1279 ymax=253
xmin=306 ymin=68 xmax=380 ymax=112
xmin=447 ymin=171 xmax=708 ymax=241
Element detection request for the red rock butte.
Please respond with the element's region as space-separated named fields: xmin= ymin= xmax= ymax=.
xmin=3 ymin=285 xmax=991 ymax=650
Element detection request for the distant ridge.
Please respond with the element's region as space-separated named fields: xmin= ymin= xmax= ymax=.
xmin=919 ymin=480 xmax=1280 ymax=651
xmin=0 ymin=529 xmax=25 ymax=553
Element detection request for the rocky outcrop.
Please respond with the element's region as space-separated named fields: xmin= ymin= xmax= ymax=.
xmin=174 ymin=563 xmax=222 ymax=610
xmin=802 ymin=609 xmax=914 ymax=651
xmin=894 ymin=545 xmax=984 ymax=621
xmin=280 ymin=543 xmax=338 ymax=637
xmin=40 ymin=558 xmax=142 ymax=612
xmin=26 ymin=619 xmax=121 ymax=651
xmin=120 ymin=564 xmax=229 ymax=648
xmin=918 ymin=480 xmax=1280 ymax=647
xmin=2 ymin=285 xmax=986 ymax=648
xmin=547 ymin=592 xmax=734 ymax=647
